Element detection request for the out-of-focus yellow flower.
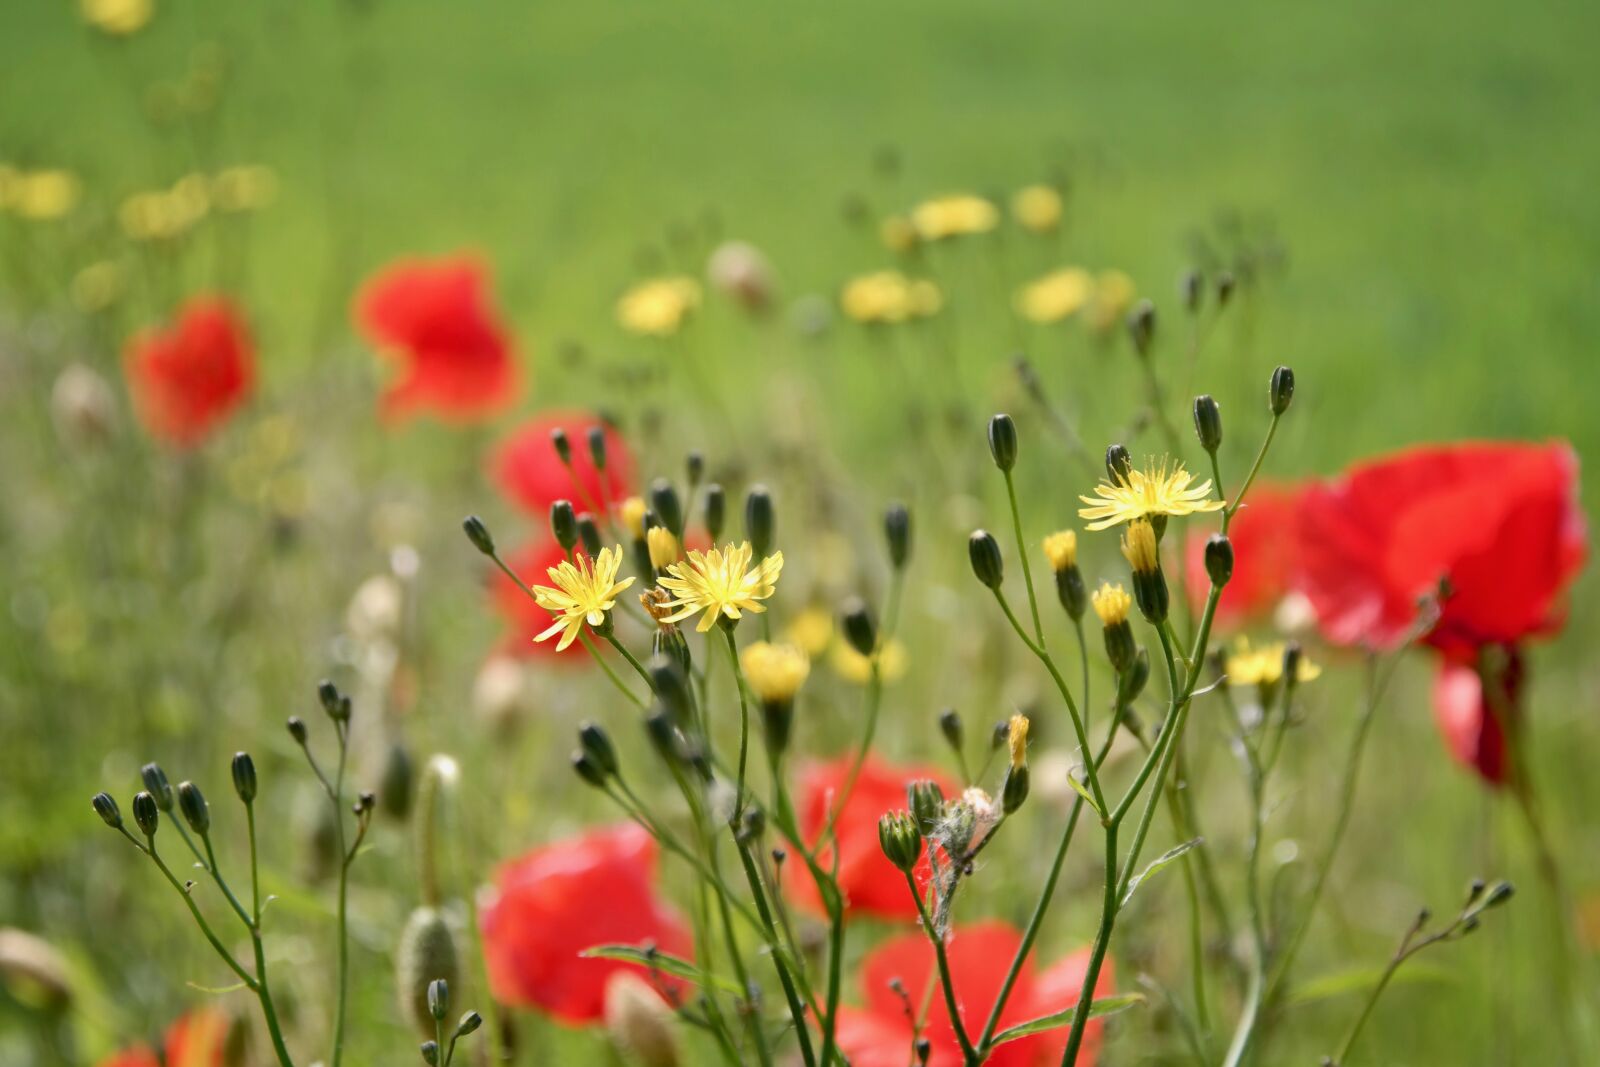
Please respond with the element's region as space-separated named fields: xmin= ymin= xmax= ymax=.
xmin=617 ymin=276 xmax=701 ymax=337
xmin=1225 ymin=638 xmax=1321 ymax=687
xmin=657 ymin=542 xmax=784 ymax=633
xmin=618 ymin=496 xmax=647 ymax=540
xmin=70 ymin=260 xmax=126 ymax=313
xmin=910 ymin=194 xmax=999 ymax=240
xmin=1087 ymin=269 xmax=1136 ymax=332
xmin=879 ymin=215 xmax=918 ymax=254
xmin=1016 ymin=268 xmax=1092 ymax=324
xmin=840 ymin=271 xmax=942 ymax=325
xmin=830 ymin=636 xmax=908 ymax=685
xmin=1012 ymin=184 xmax=1062 ymax=233
xmin=785 ymin=606 xmax=834 ymax=657
xmin=211 ymin=164 xmax=278 ymax=213
xmin=80 ymin=0 xmax=153 ymax=36
xmin=646 ymin=526 xmax=680 ymax=570
xmin=6 ymin=170 xmax=81 ymax=220
xmin=740 ymin=642 xmax=810 ymax=704
xmin=120 ymin=177 xmax=210 ymax=241
xmin=1080 ymin=457 xmax=1224 ymax=531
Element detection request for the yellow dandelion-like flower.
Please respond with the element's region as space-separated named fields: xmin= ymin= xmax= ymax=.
xmin=1007 ymin=713 xmax=1030 ymax=769
xmin=657 ymin=542 xmax=783 ymax=633
xmin=1079 ymin=457 xmax=1225 ymax=531
xmin=1091 ymin=583 xmax=1133 ymax=627
xmin=785 ymin=606 xmax=834 ymax=657
xmin=910 ymin=194 xmax=999 ymax=240
xmin=9 ymin=170 xmax=81 ymax=221
xmin=646 ymin=526 xmax=680 ymax=570
xmin=831 ymin=637 xmax=909 ymax=685
xmin=1016 ymin=267 xmax=1093 ymax=324
xmin=1225 ymin=639 xmax=1322 ymax=687
xmin=1042 ymin=530 xmax=1078 ymax=572
xmin=80 ymin=0 xmax=152 ymax=36
xmin=740 ymin=642 xmax=810 ymax=704
xmin=617 ymin=276 xmax=701 ymax=337
xmin=618 ymin=496 xmax=647 ymax=540
xmin=1086 ymin=269 xmax=1136 ymax=333
xmin=880 ymin=215 xmax=919 ymax=254
xmin=840 ymin=271 xmax=941 ymax=325
xmin=1012 ymin=184 xmax=1062 ymax=233
xmin=529 ymin=546 xmax=635 ymax=651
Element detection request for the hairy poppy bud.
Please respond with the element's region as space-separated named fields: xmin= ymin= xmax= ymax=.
xmin=231 ymin=752 xmax=257 ymax=804
xmin=938 ymin=708 xmax=963 ymax=755
xmin=92 ymin=792 xmax=122 ymax=829
xmin=704 ymin=483 xmax=726 ymax=542
xmin=1127 ymin=299 xmax=1156 ymax=356
xmin=1105 ymin=444 xmax=1133 ymax=486
xmin=884 ymin=502 xmax=912 ymax=570
xmin=968 ymin=530 xmax=1004 ymax=590
xmin=587 ymin=425 xmax=608 ymax=471
xmin=1270 ymin=365 xmax=1295 ymax=415
xmin=686 ymin=451 xmax=705 ymax=488
xmin=133 ymin=790 xmax=160 ymax=838
xmin=840 ymin=598 xmax=877 ymax=657
xmin=649 ymin=655 xmax=693 ymax=728
xmin=877 ymin=812 xmax=922 ymax=873
xmin=428 ymin=978 xmax=450 ymax=1021
xmin=650 ymin=479 xmax=683 ymax=540
xmin=576 ymin=513 xmax=603 ymax=559
xmin=550 ymin=428 xmax=572 ymax=466
xmin=397 ymin=907 xmax=460 ymax=1038
xmin=1204 ymin=534 xmax=1234 ymax=588
xmin=578 ymin=721 xmax=620 ymax=777
xmin=907 ymin=779 xmax=944 ymax=833
xmin=1193 ymin=395 xmax=1222 ymax=454
xmin=1181 ymin=269 xmax=1203 ymax=312
xmin=744 ymin=485 xmax=775 ymax=558
xmin=461 ymin=515 xmax=495 ymax=557
xmin=1216 ymin=271 xmax=1236 ymax=307
xmin=987 ymin=413 xmax=1018 ymax=472
xmin=141 ymin=763 xmax=175 ymax=811
xmin=177 ymin=781 xmax=210 ymax=835
xmin=605 ymin=970 xmax=679 ymax=1067
xmin=550 ymin=500 xmax=578 ymax=552
xmin=287 ymin=716 xmax=308 ymax=745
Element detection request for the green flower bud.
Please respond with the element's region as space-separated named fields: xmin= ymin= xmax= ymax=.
xmin=1104 ymin=619 xmax=1137 ymax=676
xmin=92 ymin=792 xmax=122 ymax=829
xmin=177 ymin=781 xmax=210 ymax=835
xmin=578 ymin=721 xmax=619 ymax=777
xmin=572 ymin=750 xmax=607 ymax=789
xmin=287 ymin=716 xmax=308 ymax=745
xmin=686 ymin=450 xmax=705 ymax=488
xmin=1117 ymin=647 xmax=1150 ymax=704
xmin=744 ymin=485 xmax=775 ymax=558
xmin=379 ymin=741 xmax=415 ymax=820
xmin=1282 ymin=643 xmax=1304 ymax=688
xmin=704 ymin=483 xmax=726 ymax=542
xmin=1105 ymin=444 xmax=1133 ymax=486
xmin=428 ymin=978 xmax=450 ymax=1021
xmin=133 ymin=790 xmax=160 ymax=838
xmin=550 ymin=427 xmax=572 ymax=465
xmin=649 ymin=478 xmax=683 ymax=539
xmin=644 ymin=709 xmax=681 ymax=765
xmin=550 ymin=500 xmax=578 ymax=552
xmin=141 ymin=763 xmax=175 ymax=811
xmin=420 ymin=1041 xmax=440 ymax=1066
xmin=967 ymin=530 xmax=1004 ymax=590
xmin=906 ymin=779 xmax=945 ymax=833
xmin=576 ymin=513 xmax=603 ymax=559
xmin=839 ymin=597 xmax=877 ymax=657
xmin=587 ymin=425 xmax=608 ymax=471
xmin=1127 ymin=299 xmax=1156 ymax=356
xmin=1216 ymin=271 xmax=1236 ymax=307
xmin=317 ymin=679 xmax=342 ymax=718
xmin=231 ymin=752 xmax=257 ymax=804
xmin=1002 ymin=764 xmax=1030 ymax=815
xmin=991 ymin=719 xmax=1011 ymax=751
xmin=1484 ymin=881 xmax=1515 ymax=909
xmin=877 ymin=812 xmax=923 ymax=873
xmin=1181 ymin=269 xmax=1203 ymax=312
xmin=1055 ymin=566 xmax=1087 ymax=621
xmin=987 ymin=413 xmax=1018 ymax=472
xmin=1131 ymin=568 xmax=1169 ymax=624
xmin=461 ymin=515 xmax=495 ymax=557
xmin=1192 ymin=394 xmax=1223 ymax=454
xmin=455 ymin=1011 xmax=484 ymax=1038
xmin=884 ymin=502 xmax=912 ymax=571
xmin=1204 ymin=534 xmax=1234 ymax=588
xmin=649 ymin=655 xmax=694 ymax=728
xmin=397 ymin=907 xmax=460 ymax=1038
xmin=1270 ymin=365 xmax=1295 ymax=415
xmin=938 ymin=708 xmax=963 ymax=755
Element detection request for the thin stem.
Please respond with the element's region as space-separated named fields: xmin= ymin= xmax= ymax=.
xmin=735 ymin=840 xmax=818 ymax=1066
xmin=1002 ymin=470 xmax=1045 ymax=645
xmin=579 ymin=630 xmax=648 ymax=709
xmin=722 ymin=625 xmax=753 ymax=819
xmin=329 ymin=724 xmax=351 ymax=1067
xmin=1223 ymin=414 xmax=1279 ymax=530
xmin=904 ymin=871 xmax=978 ymax=1063
xmin=607 ymin=631 xmax=655 ymax=689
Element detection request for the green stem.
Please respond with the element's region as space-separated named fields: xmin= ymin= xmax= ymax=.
xmin=722 ymin=625 xmax=753 ymax=819
xmin=329 ymin=725 xmax=351 ymax=1067
xmin=1003 ymin=470 xmax=1045 ymax=645
xmin=735 ymin=840 xmax=818 ymax=1066
xmin=905 ymin=871 xmax=978 ymax=1063
xmin=1223 ymin=414 xmax=1279 ymax=530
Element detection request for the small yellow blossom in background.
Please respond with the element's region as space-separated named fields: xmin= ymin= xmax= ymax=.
xmin=4 ymin=170 xmax=82 ymax=220
xmin=70 ymin=261 xmax=126 ymax=314
xmin=657 ymin=542 xmax=784 ymax=632
xmin=120 ymin=176 xmax=211 ymax=242
xmin=1042 ymin=529 xmax=1078 ymax=572
xmin=646 ymin=526 xmax=680 ymax=570
xmin=530 ymin=546 xmax=635 ymax=651
xmin=1225 ymin=638 xmax=1321 ymax=687
xmin=1011 ymin=184 xmax=1062 ymax=232
xmin=1079 ymin=457 xmax=1225 ymax=530
xmin=1016 ymin=267 xmax=1093 ymax=324
xmin=740 ymin=642 xmax=810 ymax=704
xmin=785 ymin=606 xmax=834 ymax=657
xmin=830 ymin=636 xmax=908 ymax=685
xmin=618 ymin=496 xmax=647 ymax=540
xmin=1091 ymin=583 xmax=1133 ymax=627
xmin=840 ymin=271 xmax=942 ymax=325
xmin=1086 ymin=269 xmax=1136 ymax=332
xmin=879 ymin=215 xmax=918 ymax=254
xmin=1007 ymin=713 xmax=1030 ymax=768
xmin=80 ymin=0 xmax=153 ymax=36
xmin=211 ymin=164 xmax=279 ymax=213
xmin=617 ymin=276 xmax=701 ymax=337
xmin=910 ymin=194 xmax=999 ymax=240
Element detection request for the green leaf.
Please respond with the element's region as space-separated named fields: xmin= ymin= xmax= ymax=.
xmin=580 ymin=944 xmax=744 ymax=995
xmin=1288 ymin=962 xmax=1456 ymax=1006
xmin=1120 ymin=838 xmax=1201 ymax=908
xmin=1065 ymin=768 xmax=1102 ymax=816
xmin=990 ymin=992 xmax=1145 ymax=1045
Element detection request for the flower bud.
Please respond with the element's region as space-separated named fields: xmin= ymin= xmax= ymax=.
xmin=1269 ymin=365 xmax=1295 ymax=415
xmin=397 ymin=907 xmax=460 ymax=1038
xmin=877 ymin=812 xmax=923 ymax=873
xmin=1118 ymin=647 xmax=1150 ymax=704
xmin=177 ymin=781 xmax=210 ymax=835
xmin=1281 ymin=643 xmax=1303 ymax=688
xmin=938 ymin=709 xmax=963 ymax=755
xmin=839 ymin=598 xmax=877 ymax=658
xmin=1204 ymin=534 xmax=1234 ymax=588
xmin=133 ymin=790 xmax=160 ymax=838
xmin=456 ymin=1011 xmax=484 ymax=1038
xmin=650 ymin=478 xmax=683 ymax=539
xmin=1126 ymin=299 xmax=1156 ymax=356
xmin=1105 ymin=444 xmax=1133 ymax=486
xmin=1216 ymin=271 xmax=1236 ymax=306
xmin=1483 ymin=881 xmax=1515 ymax=909
xmin=1055 ymin=567 xmax=1087 ymax=622
xmin=550 ymin=427 xmax=572 ymax=465
xmin=744 ymin=485 xmax=775 ymax=558
xmin=987 ymin=413 xmax=1018 ymax=472
xmin=231 ymin=752 xmax=257 ymax=804
xmin=907 ymin=779 xmax=944 ymax=833
xmin=1192 ymin=394 xmax=1222 ymax=454
xmin=644 ymin=709 xmax=681 ymax=765
xmin=649 ymin=655 xmax=694 ymax=728
xmin=704 ymin=483 xmax=726 ymax=542
xmin=287 ymin=716 xmax=309 ymax=745
xmin=884 ymin=502 xmax=912 ymax=570
xmin=1180 ymin=269 xmax=1203 ymax=312
xmin=1002 ymin=764 xmax=1030 ymax=815
xmin=576 ymin=513 xmax=603 ymax=559
xmin=605 ymin=970 xmax=680 ymax=1067
xmin=461 ymin=515 xmax=495 ymax=557
xmin=428 ymin=978 xmax=450 ymax=1021
xmin=572 ymin=751 xmax=607 ymax=788
xmin=579 ymin=721 xmax=620 ymax=777
xmin=421 ymin=1041 xmax=439 ymax=1066
xmin=587 ymin=425 xmax=608 ymax=470
xmin=968 ymin=530 xmax=1004 ymax=590
xmin=686 ymin=450 xmax=705 ymax=488
xmin=317 ymin=679 xmax=342 ymax=717
xmin=1121 ymin=520 xmax=1168 ymax=623
xmin=550 ymin=500 xmax=578 ymax=552
xmin=92 ymin=792 xmax=122 ymax=829
xmin=141 ymin=763 xmax=175 ymax=811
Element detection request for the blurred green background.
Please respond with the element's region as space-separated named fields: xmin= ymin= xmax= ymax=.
xmin=2 ymin=1 xmax=1597 ymax=1064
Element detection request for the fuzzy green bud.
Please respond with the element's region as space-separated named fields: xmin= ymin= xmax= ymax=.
xmin=884 ymin=502 xmax=912 ymax=571
xmin=287 ymin=716 xmax=308 ymax=745
xmin=177 ymin=781 xmax=210 ymax=835
xmin=572 ymin=750 xmax=607 ymax=788
xmin=428 ymin=978 xmax=450 ymax=1021
xmin=839 ymin=599 xmax=875 ymax=659
xmin=644 ymin=709 xmax=681 ymax=765
xmin=1204 ymin=534 xmax=1234 ymax=588
xmin=574 ymin=513 xmax=602 ymax=559
xmin=1192 ymin=394 xmax=1223 ymax=454
xmin=133 ymin=790 xmax=160 ymax=838
xmin=1270 ymin=364 xmax=1295 ymax=415
xmin=704 ymin=483 xmax=726 ymax=542
xmin=648 ymin=655 xmax=694 ymax=728
xmin=1055 ymin=566 xmax=1087 ymax=621
xmin=462 ymin=515 xmax=495 ymax=556
xmin=550 ymin=499 xmax=578 ymax=552
xmin=420 ymin=1041 xmax=440 ymax=1066
xmin=968 ymin=529 xmax=1004 ymax=590
xmin=397 ymin=907 xmax=461 ymax=1038
xmin=1002 ymin=764 xmax=1030 ymax=815
xmin=456 ymin=1012 xmax=484 ymax=1038
xmin=1118 ymin=647 xmax=1150 ymax=704
xmin=987 ymin=413 xmax=1018 ymax=472
xmin=231 ymin=752 xmax=257 ymax=804
xmin=906 ymin=779 xmax=945 ymax=833
xmin=1103 ymin=619 xmax=1137 ymax=676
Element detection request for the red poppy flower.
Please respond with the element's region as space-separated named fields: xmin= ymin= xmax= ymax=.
xmin=96 ymin=1009 xmax=228 ymax=1067
xmin=790 ymin=756 xmax=958 ymax=920
xmin=1432 ymin=650 xmax=1523 ymax=786
xmin=836 ymin=920 xmax=1111 ymax=1067
xmin=1295 ymin=442 xmax=1585 ymax=654
xmin=1184 ymin=482 xmax=1306 ymax=627
xmin=492 ymin=412 xmax=635 ymax=519
xmin=490 ymin=538 xmax=591 ymax=661
xmin=479 ymin=823 xmax=691 ymax=1023
xmin=123 ymin=296 xmax=254 ymax=447
xmin=354 ymin=255 xmax=518 ymax=422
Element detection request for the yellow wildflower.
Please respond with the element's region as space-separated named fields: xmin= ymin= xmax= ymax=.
xmin=211 ymin=165 xmax=279 ymax=213
xmin=1008 ymin=713 xmax=1030 ymax=769
xmin=617 ymin=276 xmax=701 ymax=336
xmin=646 ymin=526 xmax=680 ymax=570
xmin=1087 ymin=269 xmax=1136 ymax=332
xmin=830 ymin=637 xmax=908 ymax=685
xmin=80 ymin=0 xmax=153 ymax=36
xmin=1016 ymin=268 xmax=1092 ymax=324
xmin=1120 ymin=518 xmax=1160 ymax=575
xmin=657 ymin=543 xmax=784 ymax=633
xmin=1042 ymin=530 xmax=1078 ymax=573
xmin=840 ymin=271 xmax=941 ymax=325
xmin=1226 ymin=639 xmax=1322 ymax=687
xmin=740 ymin=642 xmax=810 ymax=704
xmin=1079 ymin=457 xmax=1224 ymax=531
xmin=529 ymin=546 xmax=635 ymax=651
xmin=8 ymin=170 xmax=81 ymax=220
xmin=785 ymin=606 xmax=834 ymax=657
xmin=1091 ymin=583 xmax=1133 ymax=627
xmin=1011 ymin=185 xmax=1062 ymax=233
xmin=880 ymin=215 xmax=919 ymax=254
xmin=618 ymin=496 xmax=647 ymax=540
xmin=910 ymin=194 xmax=999 ymax=240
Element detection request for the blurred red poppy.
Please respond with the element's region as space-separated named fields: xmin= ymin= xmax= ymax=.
xmin=1184 ymin=481 xmax=1305 ymax=627
xmin=96 ymin=1008 xmax=228 ymax=1067
xmin=354 ymin=255 xmax=518 ymax=422
xmin=490 ymin=538 xmax=589 ymax=661
xmin=123 ymin=296 xmax=254 ymax=447
xmin=790 ymin=756 xmax=957 ymax=920
xmin=1432 ymin=650 xmax=1522 ymax=786
xmin=835 ymin=920 xmax=1111 ymax=1067
xmin=492 ymin=411 xmax=635 ymax=519
xmin=479 ymin=823 xmax=691 ymax=1023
